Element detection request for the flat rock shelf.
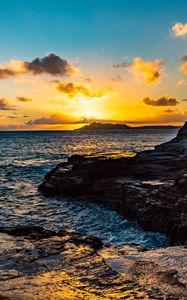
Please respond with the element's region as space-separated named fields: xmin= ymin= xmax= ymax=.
xmin=0 ymin=225 xmax=187 ymax=299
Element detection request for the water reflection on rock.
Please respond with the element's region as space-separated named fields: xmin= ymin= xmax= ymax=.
xmin=0 ymin=226 xmax=186 ymax=299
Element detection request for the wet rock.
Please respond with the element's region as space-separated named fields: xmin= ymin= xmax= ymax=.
xmin=0 ymin=226 xmax=187 ymax=299
xmin=0 ymin=225 xmax=55 ymax=239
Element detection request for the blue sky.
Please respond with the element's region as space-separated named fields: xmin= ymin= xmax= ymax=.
xmin=0 ymin=0 xmax=187 ymax=62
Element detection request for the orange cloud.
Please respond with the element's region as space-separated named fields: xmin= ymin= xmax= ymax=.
xmin=0 ymin=53 xmax=76 ymax=79
xmin=179 ymin=56 xmax=187 ymax=74
xmin=171 ymin=23 xmax=187 ymax=37
xmin=112 ymin=57 xmax=164 ymax=84
xmin=56 ymin=81 xmax=114 ymax=102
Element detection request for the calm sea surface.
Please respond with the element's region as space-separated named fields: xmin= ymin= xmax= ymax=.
xmin=0 ymin=129 xmax=178 ymax=248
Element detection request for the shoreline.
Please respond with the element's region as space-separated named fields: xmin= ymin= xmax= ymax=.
xmin=1 ymin=124 xmax=187 ymax=298
xmin=39 ymin=122 xmax=187 ymax=246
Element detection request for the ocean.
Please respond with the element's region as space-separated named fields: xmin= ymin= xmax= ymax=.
xmin=0 ymin=128 xmax=178 ymax=248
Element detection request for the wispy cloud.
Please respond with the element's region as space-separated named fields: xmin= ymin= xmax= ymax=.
xmin=171 ymin=22 xmax=187 ymax=37
xmin=153 ymin=112 xmax=187 ymax=123
xmin=8 ymin=115 xmax=20 ymax=119
xmin=163 ymin=109 xmax=175 ymax=113
xmin=26 ymin=113 xmax=95 ymax=125
xmin=176 ymin=79 xmax=187 ymax=86
xmin=0 ymin=53 xmax=76 ymax=80
xmin=112 ymin=57 xmax=164 ymax=84
xmin=16 ymin=96 xmax=32 ymax=102
xmin=119 ymin=112 xmax=187 ymax=124
xmin=109 ymin=75 xmax=124 ymax=82
xmin=112 ymin=61 xmax=132 ymax=69
xmin=143 ymin=96 xmax=179 ymax=106
xmin=0 ymin=98 xmax=15 ymax=110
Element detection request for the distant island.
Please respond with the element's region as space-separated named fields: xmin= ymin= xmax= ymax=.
xmin=76 ymin=122 xmax=178 ymax=131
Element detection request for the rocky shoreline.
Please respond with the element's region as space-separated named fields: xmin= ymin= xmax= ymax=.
xmin=1 ymin=124 xmax=187 ymax=299
xmin=39 ymin=122 xmax=187 ymax=246
xmin=0 ymin=225 xmax=187 ymax=299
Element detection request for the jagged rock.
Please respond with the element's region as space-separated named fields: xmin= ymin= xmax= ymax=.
xmin=39 ymin=122 xmax=187 ymax=245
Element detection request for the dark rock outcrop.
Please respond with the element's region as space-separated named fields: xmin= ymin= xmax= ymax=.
xmin=39 ymin=122 xmax=187 ymax=245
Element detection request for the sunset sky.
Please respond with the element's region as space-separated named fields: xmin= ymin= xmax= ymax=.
xmin=1 ymin=0 xmax=187 ymax=130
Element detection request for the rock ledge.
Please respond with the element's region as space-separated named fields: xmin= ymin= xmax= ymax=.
xmin=39 ymin=122 xmax=187 ymax=245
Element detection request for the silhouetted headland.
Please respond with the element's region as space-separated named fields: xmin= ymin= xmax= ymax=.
xmin=76 ymin=121 xmax=178 ymax=131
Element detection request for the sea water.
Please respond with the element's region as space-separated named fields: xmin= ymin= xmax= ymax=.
xmin=0 ymin=129 xmax=178 ymax=248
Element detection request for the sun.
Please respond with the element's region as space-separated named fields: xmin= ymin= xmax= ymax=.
xmin=85 ymin=111 xmax=93 ymax=119
xmin=74 ymin=100 xmax=107 ymax=122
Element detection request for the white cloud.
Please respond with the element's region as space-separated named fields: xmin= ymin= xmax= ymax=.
xmin=171 ymin=23 xmax=187 ymax=37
